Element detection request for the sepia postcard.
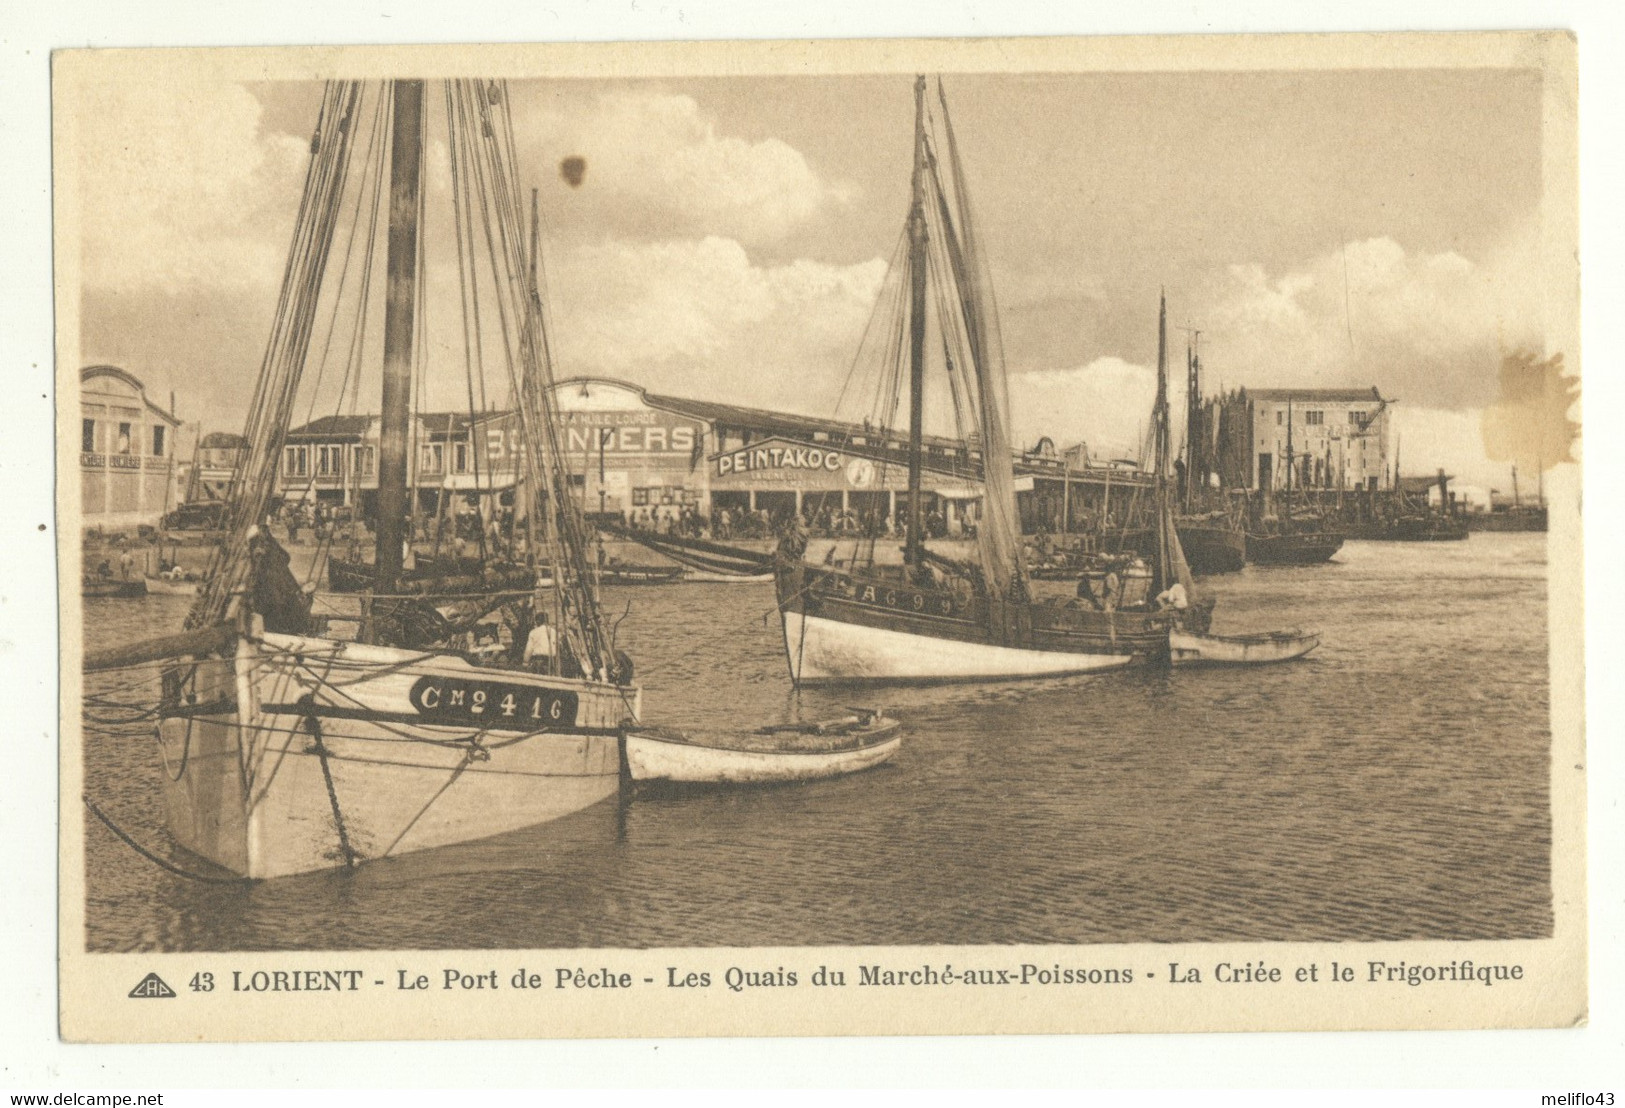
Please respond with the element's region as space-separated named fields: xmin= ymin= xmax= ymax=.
xmin=54 ymin=30 xmax=1583 ymax=1042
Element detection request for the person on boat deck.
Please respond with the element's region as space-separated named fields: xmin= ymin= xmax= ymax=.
xmin=118 ymin=549 xmax=134 ymax=579
xmin=96 ymin=557 xmax=113 ymax=579
xmin=523 ymin=613 xmax=556 ymax=673
xmin=1100 ymin=565 xmax=1121 ymax=612
xmin=1156 ymin=580 xmax=1190 ymax=611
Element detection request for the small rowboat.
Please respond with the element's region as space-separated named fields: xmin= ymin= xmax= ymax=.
xmin=83 ymin=577 xmax=146 ymax=599
xmin=599 ymin=564 xmax=686 ymax=586
xmin=143 ymin=574 xmax=200 ymax=596
xmin=1169 ymin=627 xmax=1320 ymax=666
xmin=625 ymin=710 xmax=901 ymax=786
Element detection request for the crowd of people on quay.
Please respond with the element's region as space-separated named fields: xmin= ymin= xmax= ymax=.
xmin=261 ymin=496 xmax=981 ymax=550
xmin=623 ymin=502 xmax=974 ymax=542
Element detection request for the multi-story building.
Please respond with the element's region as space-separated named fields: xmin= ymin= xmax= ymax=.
xmin=78 ymin=365 xmax=181 ymax=530
xmin=1204 ymin=386 xmax=1392 ymax=493
xmin=185 ymin=430 xmax=249 ymax=501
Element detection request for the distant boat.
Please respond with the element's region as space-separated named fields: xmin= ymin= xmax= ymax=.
xmin=1246 ymin=402 xmax=1344 ymax=565
xmin=597 ymin=563 xmax=686 ymax=585
xmin=610 ymin=527 xmax=775 ymax=581
xmin=1467 ymin=508 xmax=1547 ymax=533
xmin=625 ymin=711 xmax=901 ymax=786
xmin=1175 ymin=518 xmax=1246 ymax=573
xmin=682 ymin=568 xmax=774 ymax=583
xmin=142 ymin=574 xmax=200 ymax=597
xmin=326 ymin=552 xmax=544 ymax=594
xmin=83 ymin=577 xmax=145 ymax=599
xmin=1246 ymin=526 xmax=1345 ymax=565
xmin=1351 ymin=515 xmax=1469 ymax=542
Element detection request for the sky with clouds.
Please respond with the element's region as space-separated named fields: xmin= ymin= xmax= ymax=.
xmin=70 ymin=67 xmax=1556 ymax=490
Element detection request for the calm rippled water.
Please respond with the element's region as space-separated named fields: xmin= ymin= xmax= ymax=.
xmin=80 ymin=533 xmax=1551 ymax=951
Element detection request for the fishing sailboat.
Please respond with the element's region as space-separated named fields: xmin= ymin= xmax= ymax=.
xmin=1173 ymin=335 xmax=1247 ymax=574
xmin=1145 ymin=311 xmax=1319 ymax=666
xmin=1246 ymin=400 xmax=1346 ymax=565
xmin=90 ymin=80 xmax=641 ymax=879
xmin=773 ymin=78 xmax=1178 ymax=686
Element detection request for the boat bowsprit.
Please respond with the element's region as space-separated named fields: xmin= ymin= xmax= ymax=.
xmin=624 ymin=710 xmax=901 ymax=786
xmin=1168 ymin=626 xmax=1320 ymax=666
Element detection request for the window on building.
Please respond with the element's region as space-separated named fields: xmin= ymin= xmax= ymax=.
xmin=453 ymin=442 xmax=469 ymax=474
xmin=82 ymin=418 xmax=96 ymax=453
xmin=420 ymin=443 xmax=445 ymax=473
xmin=151 ymin=425 xmax=166 ymax=457
xmin=316 ymin=444 xmax=343 ymax=477
xmin=351 ymin=445 xmax=375 ymax=476
xmin=1305 ymin=410 xmax=1325 ymax=426
xmin=283 ymin=445 xmax=309 ymax=478
xmin=117 ymin=422 xmax=133 ymax=455
xmin=1348 ymin=410 xmax=1364 ymax=426
xmin=1276 ymin=411 xmax=1282 ymax=425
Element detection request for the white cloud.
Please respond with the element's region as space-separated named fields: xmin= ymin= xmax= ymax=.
xmin=396 ymin=235 xmax=889 ymax=416
xmin=1197 ymin=231 xmax=1543 ymax=411
xmin=524 ymin=92 xmax=847 ymax=246
xmin=74 ymin=79 xmax=308 ymax=293
xmin=1390 ymin=404 xmax=1508 ymax=492
xmin=1010 ymin=357 xmax=1158 ymax=463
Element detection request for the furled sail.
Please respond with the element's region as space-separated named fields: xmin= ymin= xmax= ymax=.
xmin=931 ymin=80 xmax=1026 ymax=599
xmin=1152 ymin=292 xmax=1197 ymax=598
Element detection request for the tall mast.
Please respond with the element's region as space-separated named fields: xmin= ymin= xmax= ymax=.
xmin=1154 ymin=291 xmax=1171 ymax=589
xmin=1284 ymin=399 xmax=1294 ymax=521
xmin=1184 ymin=330 xmax=1201 ymax=511
xmin=904 ymin=74 xmax=929 ymax=569
xmin=373 ymin=80 xmax=426 ymax=594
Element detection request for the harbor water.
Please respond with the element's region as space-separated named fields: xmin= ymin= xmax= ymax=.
xmin=80 ymin=532 xmax=1551 ymax=951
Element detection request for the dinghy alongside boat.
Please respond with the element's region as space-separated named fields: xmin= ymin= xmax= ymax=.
xmin=1168 ymin=627 xmax=1320 ymax=666
xmin=625 ymin=710 xmax=901 ymax=786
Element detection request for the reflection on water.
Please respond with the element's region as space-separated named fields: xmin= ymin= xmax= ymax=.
xmin=81 ymin=533 xmax=1551 ymax=950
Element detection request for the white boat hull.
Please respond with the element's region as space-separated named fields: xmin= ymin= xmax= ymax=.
xmin=625 ymin=730 xmax=900 ymax=785
xmin=158 ymin=631 xmax=636 ymax=879
xmin=142 ymin=575 xmax=200 ymax=596
xmin=1168 ymin=628 xmax=1320 ymax=666
xmin=781 ymin=610 xmax=1134 ymax=685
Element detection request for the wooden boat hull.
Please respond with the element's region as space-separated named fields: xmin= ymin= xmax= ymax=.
xmin=326 ymin=555 xmax=543 ymax=594
xmin=599 ymin=565 xmax=686 ymax=585
xmin=1467 ymin=510 xmax=1547 ymax=533
xmin=1175 ymin=523 xmax=1246 ymax=574
xmin=142 ymin=575 xmax=200 ymax=596
xmin=625 ymin=721 xmax=901 ymax=785
xmin=157 ymin=631 xmax=636 ymax=879
xmin=1169 ymin=628 xmax=1320 ymax=666
xmin=1350 ymin=517 xmax=1470 ymax=541
xmin=776 ymin=566 xmax=1163 ymax=685
xmin=1246 ymin=531 xmax=1344 ymax=565
xmin=682 ymin=570 xmax=775 ymax=583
